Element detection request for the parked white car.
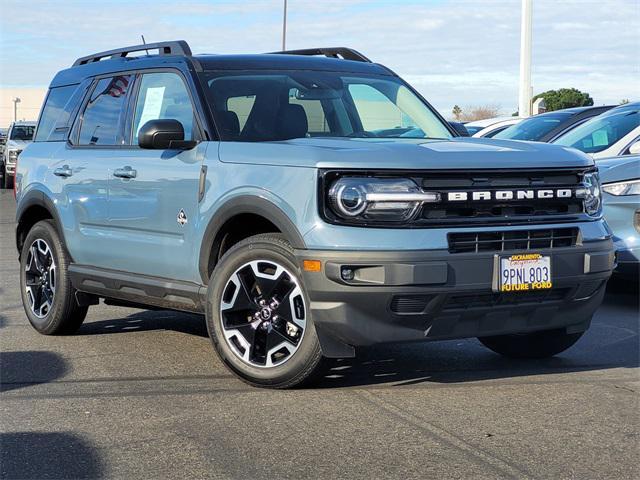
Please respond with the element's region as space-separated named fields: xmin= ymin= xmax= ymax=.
xmin=553 ymin=102 xmax=640 ymax=159
xmin=471 ymin=118 xmax=523 ymax=138
xmin=2 ymin=121 xmax=36 ymax=189
xmin=464 ymin=116 xmax=522 ymax=137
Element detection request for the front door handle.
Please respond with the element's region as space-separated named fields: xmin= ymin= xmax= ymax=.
xmin=53 ymin=165 xmax=73 ymax=178
xmin=113 ymin=166 xmax=137 ymax=179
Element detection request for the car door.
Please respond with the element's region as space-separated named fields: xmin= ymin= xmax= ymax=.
xmin=107 ymin=70 xmax=205 ymax=282
xmin=58 ymin=74 xmax=134 ymax=269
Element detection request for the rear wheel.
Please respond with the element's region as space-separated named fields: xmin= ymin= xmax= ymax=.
xmin=206 ymin=233 xmax=325 ymax=388
xmin=20 ymin=220 xmax=88 ymax=334
xmin=478 ymin=328 xmax=585 ymax=359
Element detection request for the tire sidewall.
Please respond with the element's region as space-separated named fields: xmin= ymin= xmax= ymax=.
xmin=20 ymin=220 xmax=73 ymax=334
xmin=206 ymin=236 xmax=321 ymax=387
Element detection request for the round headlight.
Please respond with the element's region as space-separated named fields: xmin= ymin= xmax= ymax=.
xmin=579 ymin=172 xmax=602 ymax=217
xmin=330 ymin=182 xmax=368 ymax=217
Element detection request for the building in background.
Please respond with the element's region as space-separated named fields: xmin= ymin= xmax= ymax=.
xmin=0 ymin=88 xmax=47 ymax=127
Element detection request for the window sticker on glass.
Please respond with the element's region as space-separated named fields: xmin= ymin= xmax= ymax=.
xmin=137 ymin=86 xmax=165 ymax=133
xmin=592 ymin=130 xmax=609 ymax=147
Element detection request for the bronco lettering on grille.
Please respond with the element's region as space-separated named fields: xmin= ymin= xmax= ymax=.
xmin=446 ymin=189 xmax=573 ymax=201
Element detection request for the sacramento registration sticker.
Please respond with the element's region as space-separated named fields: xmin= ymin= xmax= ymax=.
xmin=497 ymin=253 xmax=552 ymax=292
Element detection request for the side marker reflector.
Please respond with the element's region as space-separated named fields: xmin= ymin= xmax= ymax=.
xmin=303 ymin=260 xmax=322 ymax=272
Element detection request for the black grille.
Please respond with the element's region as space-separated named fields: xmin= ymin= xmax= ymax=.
xmin=320 ymin=168 xmax=592 ymax=228
xmin=443 ymin=288 xmax=570 ymax=311
xmin=419 ymin=170 xmax=585 ymax=226
xmin=448 ymin=227 xmax=579 ymax=254
xmin=390 ymin=295 xmax=435 ymax=314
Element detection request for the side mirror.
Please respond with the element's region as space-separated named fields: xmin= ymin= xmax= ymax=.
xmin=138 ymin=119 xmax=196 ymax=150
xmin=628 ymin=140 xmax=640 ymax=155
xmin=449 ymin=121 xmax=470 ymax=137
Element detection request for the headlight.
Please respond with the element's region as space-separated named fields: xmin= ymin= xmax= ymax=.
xmin=327 ymin=177 xmax=440 ymax=223
xmin=7 ymin=149 xmax=21 ymax=164
xmin=602 ymin=179 xmax=640 ymax=196
xmin=576 ymin=172 xmax=602 ymax=217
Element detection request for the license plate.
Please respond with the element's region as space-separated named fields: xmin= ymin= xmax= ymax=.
xmin=496 ymin=253 xmax=552 ymax=292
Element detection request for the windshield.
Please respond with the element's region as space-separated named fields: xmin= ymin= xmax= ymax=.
xmin=10 ymin=125 xmax=35 ymax=141
xmin=553 ymin=108 xmax=640 ymax=154
xmin=202 ymin=70 xmax=452 ymax=141
xmin=493 ymin=112 xmax=572 ymax=141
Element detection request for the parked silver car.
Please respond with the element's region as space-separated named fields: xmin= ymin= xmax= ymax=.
xmin=599 ymin=155 xmax=640 ymax=279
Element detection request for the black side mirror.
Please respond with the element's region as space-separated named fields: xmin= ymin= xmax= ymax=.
xmin=138 ymin=119 xmax=197 ymax=150
xmin=449 ymin=121 xmax=470 ymax=137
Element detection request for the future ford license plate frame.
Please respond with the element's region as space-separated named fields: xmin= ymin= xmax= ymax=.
xmin=492 ymin=253 xmax=552 ymax=293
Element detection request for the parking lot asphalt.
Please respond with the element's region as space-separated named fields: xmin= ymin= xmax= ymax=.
xmin=0 ymin=189 xmax=638 ymax=479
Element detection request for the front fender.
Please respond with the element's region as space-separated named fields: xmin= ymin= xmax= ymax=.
xmin=197 ymin=191 xmax=307 ymax=284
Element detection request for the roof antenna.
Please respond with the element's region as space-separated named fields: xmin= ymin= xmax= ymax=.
xmin=141 ymin=35 xmax=149 ymax=55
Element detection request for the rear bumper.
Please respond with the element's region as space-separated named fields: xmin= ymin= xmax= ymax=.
xmin=296 ymin=239 xmax=614 ymax=354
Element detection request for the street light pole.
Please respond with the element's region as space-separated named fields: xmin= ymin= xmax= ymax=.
xmin=518 ymin=0 xmax=533 ymax=118
xmin=12 ymin=97 xmax=21 ymax=122
xmin=282 ymin=0 xmax=287 ymax=51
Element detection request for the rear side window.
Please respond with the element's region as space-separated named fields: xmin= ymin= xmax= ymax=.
xmin=34 ymin=85 xmax=79 ymax=142
xmin=78 ymin=75 xmax=132 ymax=146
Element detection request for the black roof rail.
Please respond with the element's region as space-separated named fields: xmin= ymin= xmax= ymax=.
xmin=270 ymin=47 xmax=371 ymax=63
xmin=72 ymin=40 xmax=192 ymax=67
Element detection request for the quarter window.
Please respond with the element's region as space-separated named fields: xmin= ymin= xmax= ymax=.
xmin=78 ymin=75 xmax=132 ymax=146
xmin=132 ymin=72 xmax=196 ymax=143
xmin=35 ymin=85 xmax=79 ymax=142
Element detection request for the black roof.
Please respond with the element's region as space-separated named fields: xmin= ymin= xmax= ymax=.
xmin=50 ymin=41 xmax=391 ymax=88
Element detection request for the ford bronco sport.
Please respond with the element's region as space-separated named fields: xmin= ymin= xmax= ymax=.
xmin=15 ymin=41 xmax=614 ymax=388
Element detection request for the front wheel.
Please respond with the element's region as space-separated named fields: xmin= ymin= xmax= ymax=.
xmin=206 ymin=233 xmax=325 ymax=388
xmin=478 ymin=328 xmax=585 ymax=359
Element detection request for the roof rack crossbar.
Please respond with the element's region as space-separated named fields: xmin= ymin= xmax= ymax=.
xmin=72 ymin=40 xmax=192 ymax=67
xmin=270 ymin=47 xmax=371 ymax=63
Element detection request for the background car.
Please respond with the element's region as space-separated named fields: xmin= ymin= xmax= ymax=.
xmin=552 ymin=102 xmax=640 ymax=159
xmin=492 ymin=105 xmax=614 ymax=143
xmin=599 ymin=154 xmax=640 ymax=279
xmin=0 ymin=127 xmax=7 ymax=166
xmin=464 ymin=116 xmax=521 ymax=136
xmin=2 ymin=121 xmax=35 ymax=189
xmin=471 ymin=117 xmax=523 ymax=138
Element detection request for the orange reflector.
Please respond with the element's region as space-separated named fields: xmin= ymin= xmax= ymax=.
xmin=303 ymin=260 xmax=322 ymax=272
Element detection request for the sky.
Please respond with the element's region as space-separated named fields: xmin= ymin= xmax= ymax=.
xmin=1 ymin=0 xmax=638 ymax=117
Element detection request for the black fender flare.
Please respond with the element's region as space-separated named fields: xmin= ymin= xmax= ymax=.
xmin=198 ymin=195 xmax=306 ymax=284
xmin=15 ymin=190 xmax=64 ymax=253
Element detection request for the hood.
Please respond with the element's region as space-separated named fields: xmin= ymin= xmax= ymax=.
xmin=5 ymin=139 xmax=30 ymax=150
xmin=597 ymin=155 xmax=640 ymax=184
xmin=219 ymin=137 xmax=594 ymax=170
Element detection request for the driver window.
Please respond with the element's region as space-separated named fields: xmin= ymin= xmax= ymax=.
xmin=132 ymin=72 xmax=196 ymax=143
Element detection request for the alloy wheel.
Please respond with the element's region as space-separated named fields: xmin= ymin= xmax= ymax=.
xmin=24 ymin=239 xmax=56 ymax=318
xmin=220 ymin=260 xmax=306 ymax=368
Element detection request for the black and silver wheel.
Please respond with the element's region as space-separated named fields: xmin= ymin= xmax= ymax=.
xmin=206 ymin=233 xmax=324 ymax=388
xmin=24 ymin=238 xmax=57 ymax=319
xmin=20 ymin=220 xmax=88 ymax=335
xmin=478 ymin=328 xmax=585 ymax=359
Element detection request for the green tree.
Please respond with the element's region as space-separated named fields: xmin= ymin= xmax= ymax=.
xmin=532 ymin=88 xmax=593 ymax=112
xmin=452 ymin=105 xmax=462 ymax=120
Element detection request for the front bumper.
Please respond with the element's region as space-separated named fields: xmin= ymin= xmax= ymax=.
xmin=296 ymin=239 xmax=614 ymax=354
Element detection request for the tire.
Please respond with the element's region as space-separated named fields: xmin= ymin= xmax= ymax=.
xmin=5 ymin=174 xmax=13 ymax=190
xmin=1 ymin=168 xmax=8 ymax=189
xmin=206 ymin=233 xmax=325 ymax=388
xmin=19 ymin=220 xmax=88 ymax=335
xmin=478 ymin=328 xmax=585 ymax=359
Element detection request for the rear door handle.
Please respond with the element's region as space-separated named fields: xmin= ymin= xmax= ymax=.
xmin=53 ymin=165 xmax=73 ymax=178
xmin=113 ymin=166 xmax=137 ymax=179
